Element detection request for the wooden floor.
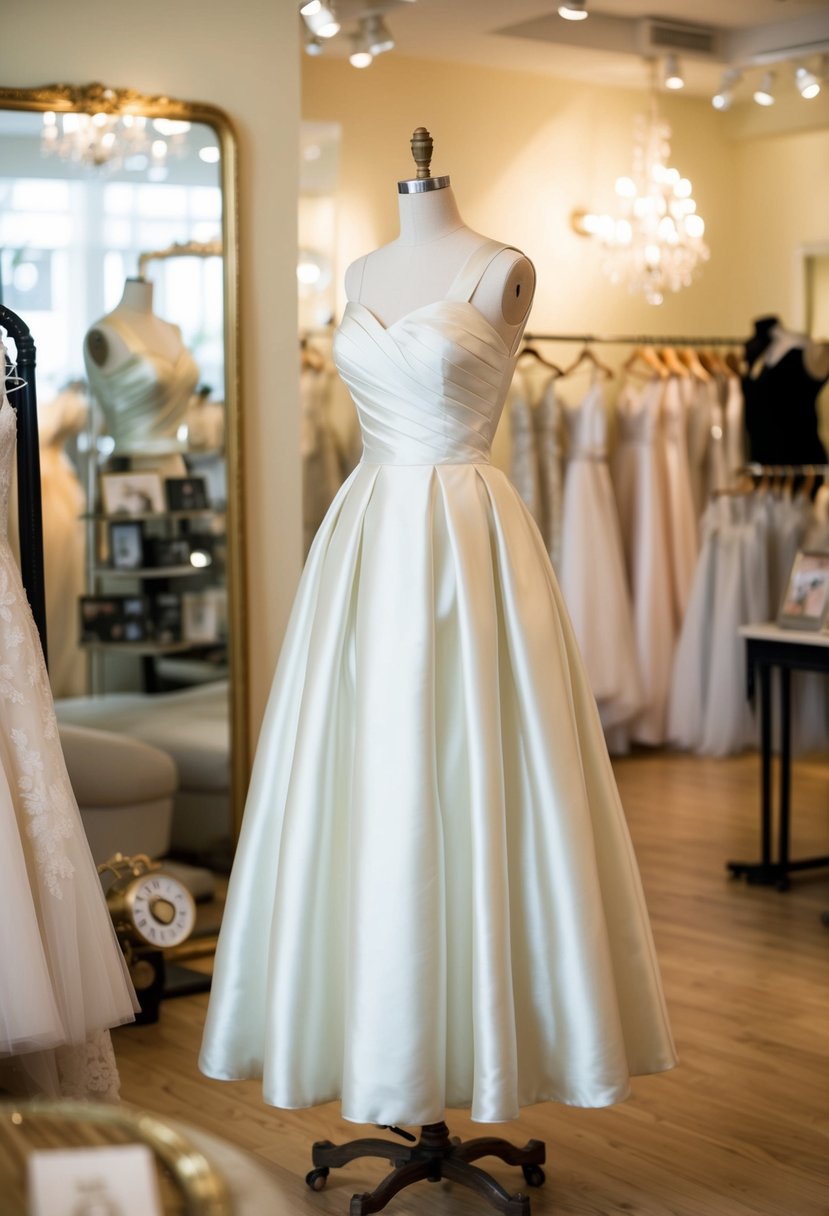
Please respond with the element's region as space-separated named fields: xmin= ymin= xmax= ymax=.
xmin=113 ymin=751 xmax=829 ymax=1215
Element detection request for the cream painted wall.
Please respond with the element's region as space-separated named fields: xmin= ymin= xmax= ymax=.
xmin=3 ymin=0 xmax=301 ymax=752
xmin=302 ymin=55 xmax=746 ymax=339
xmin=303 ymin=54 xmax=829 ymax=346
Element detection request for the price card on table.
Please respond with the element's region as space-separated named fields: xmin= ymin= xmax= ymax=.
xmin=28 ymin=1143 xmax=162 ymax=1216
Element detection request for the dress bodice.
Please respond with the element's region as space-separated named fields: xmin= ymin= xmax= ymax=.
xmin=563 ymin=382 xmax=607 ymax=460
xmin=742 ymin=347 xmax=828 ymax=465
xmin=85 ymin=314 xmax=200 ymax=454
xmin=616 ymin=378 xmax=663 ymax=445
xmin=333 ymin=241 xmax=522 ymax=466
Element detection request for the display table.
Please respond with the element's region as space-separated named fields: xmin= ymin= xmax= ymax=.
xmin=728 ymin=623 xmax=829 ymax=890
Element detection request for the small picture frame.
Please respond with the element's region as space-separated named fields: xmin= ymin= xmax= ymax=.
xmin=101 ymin=471 xmax=165 ymax=517
xmin=165 ymin=476 xmax=209 ymax=512
xmin=778 ymin=551 xmax=829 ymax=630
xmin=147 ymin=536 xmax=192 ymax=569
xmin=79 ymin=595 xmax=150 ymax=644
xmin=151 ymin=592 xmax=183 ymax=644
xmin=109 ymin=520 xmax=145 ymax=570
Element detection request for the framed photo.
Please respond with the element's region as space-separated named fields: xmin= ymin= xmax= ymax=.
xmin=181 ymin=590 xmax=220 ymax=643
xmin=101 ymin=471 xmax=165 ymax=517
xmin=778 ymin=551 xmax=829 ymax=630
xmin=147 ymin=536 xmax=192 ymax=569
xmin=151 ymin=593 xmax=183 ymax=644
xmin=109 ymin=520 xmax=145 ymax=570
xmin=165 ymin=476 xmax=209 ymax=512
xmin=80 ymin=596 xmax=150 ymax=644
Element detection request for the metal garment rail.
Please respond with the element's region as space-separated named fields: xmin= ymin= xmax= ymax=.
xmin=0 ymin=304 xmax=48 ymax=665
xmin=522 ymin=333 xmax=747 ymax=346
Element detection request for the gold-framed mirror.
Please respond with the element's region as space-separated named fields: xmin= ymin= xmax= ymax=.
xmin=0 ymin=81 xmax=247 ymax=857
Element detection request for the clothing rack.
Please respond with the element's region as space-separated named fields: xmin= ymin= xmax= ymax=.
xmin=522 ymin=332 xmax=747 ymax=347
xmin=740 ymin=463 xmax=829 ymax=476
xmin=0 ymin=304 xmax=48 ymax=665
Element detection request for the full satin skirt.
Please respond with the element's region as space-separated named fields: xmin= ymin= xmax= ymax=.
xmin=199 ymin=461 xmax=676 ymax=1125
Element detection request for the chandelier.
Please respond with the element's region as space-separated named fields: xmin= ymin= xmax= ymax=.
xmin=573 ymin=99 xmax=708 ymax=305
xmin=41 ymin=98 xmax=190 ymax=176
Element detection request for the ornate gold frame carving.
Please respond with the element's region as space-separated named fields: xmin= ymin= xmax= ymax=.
xmin=0 ymin=82 xmax=248 ymax=835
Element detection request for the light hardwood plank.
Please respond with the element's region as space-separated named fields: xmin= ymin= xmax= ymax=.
xmin=113 ymin=751 xmax=829 ymax=1215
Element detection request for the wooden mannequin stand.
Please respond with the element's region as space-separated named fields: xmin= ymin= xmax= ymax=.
xmin=305 ymin=1119 xmax=546 ymax=1215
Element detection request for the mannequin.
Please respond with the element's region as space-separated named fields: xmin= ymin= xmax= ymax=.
xmin=84 ymin=277 xmax=199 ymax=454
xmin=200 ymin=128 xmax=676 ymax=1216
xmin=345 ymin=127 xmax=535 ymax=348
xmin=743 ymin=315 xmax=829 ymax=465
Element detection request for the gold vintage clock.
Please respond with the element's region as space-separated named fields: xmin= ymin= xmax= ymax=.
xmin=99 ymin=853 xmax=196 ymax=950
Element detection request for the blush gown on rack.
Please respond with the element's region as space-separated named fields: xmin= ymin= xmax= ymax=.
xmin=199 ymin=241 xmax=677 ymax=1126
xmin=558 ymin=380 xmax=641 ymax=750
xmin=0 ymin=371 xmax=138 ymax=1100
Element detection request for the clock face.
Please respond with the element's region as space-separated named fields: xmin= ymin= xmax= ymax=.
xmin=129 ymin=873 xmax=196 ymax=948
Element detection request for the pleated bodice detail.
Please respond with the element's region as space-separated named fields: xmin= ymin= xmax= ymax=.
xmin=333 ymin=250 xmax=518 ymax=467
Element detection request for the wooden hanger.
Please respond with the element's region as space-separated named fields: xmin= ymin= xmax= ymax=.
xmin=678 ymin=347 xmax=712 ymax=382
xmin=561 ymin=342 xmax=614 ymax=380
xmin=517 ymin=343 xmax=563 ymax=376
xmin=623 ymin=344 xmax=668 ymax=379
xmin=699 ymin=349 xmax=727 ymax=376
xmin=724 ymin=348 xmax=744 ymax=375
xmin=658 ymin=346 xmax=690 ymax=378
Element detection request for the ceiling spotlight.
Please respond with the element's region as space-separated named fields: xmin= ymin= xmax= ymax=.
xmin=301 ymin=1 xmax=339 ymax=39
xmin=304 ymin=32 xmax=324 ymax=55
xmin=753 ymin=71 xmax=775 ymax=106
xmin=795 ymin=65 xmax=821 ymax=99
xmin=361 ymin=13 xmax=394 ymax=55
xmin=349 ymin=31 xmax=373 ymax=68
xmin=557 ymin=1 xmax=588 ymax=20
xmin=712 ymin=68 xmax=741 ymax=111
xmin=663 ymin=54 xmax=684 ymax=90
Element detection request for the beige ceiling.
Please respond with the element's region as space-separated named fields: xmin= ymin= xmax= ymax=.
xmin=326 ymin=0 xmax=829 ymax=96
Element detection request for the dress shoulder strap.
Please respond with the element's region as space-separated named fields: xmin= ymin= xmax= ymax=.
xmin=445 ymin=239 xmax=515 ymax=303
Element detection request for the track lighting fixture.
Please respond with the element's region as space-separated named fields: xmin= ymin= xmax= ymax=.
xmin=663 ymin=54 xmax=684 ymax=91
xmin=795 ymin=64 xmax=821 ymax=99
xmin=300 ymin=1 xmax=340 ymax=40
xmin=753 ymin=71 xmax=775 ymax=106
xmin=362 ymin=13 xmax=394 ymax=55
xmin=711 ymin=69 xmax=741 ymax=111
xmin=557 ymin=1 xmax=588 ymax=21
xmin=349 ymin=29 xmax=374 ymax=69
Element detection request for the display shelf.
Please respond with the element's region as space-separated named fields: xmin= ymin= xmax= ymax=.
xmin=80 ymin=640 xmax=220 ymax=655
xmin=81 ymin=508 xmax=225 ymax=522
xmin=94 ymin=565 xmax=206 ymax=579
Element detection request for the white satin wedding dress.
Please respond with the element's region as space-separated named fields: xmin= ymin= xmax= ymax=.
xmin=0 ymin=372 xmax=137 ymax=1100
xmin=200 ymin=241 xmax=676 ymax=1126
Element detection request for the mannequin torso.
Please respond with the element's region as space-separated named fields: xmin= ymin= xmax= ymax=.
xmin=83 ymin=278 xmax=199 ymax=453
xmin=85 ymin=278 xmax=186 ymax=370
xmin=344 ymin=182 xmax=534 ymax=351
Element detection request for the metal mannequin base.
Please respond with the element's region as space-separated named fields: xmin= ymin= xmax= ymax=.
xmin=305 ymin=1119 xmax=546 ymax=1215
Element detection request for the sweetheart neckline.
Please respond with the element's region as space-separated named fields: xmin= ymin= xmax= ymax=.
xmin=342 ymin=299 xmax=514 ymax=358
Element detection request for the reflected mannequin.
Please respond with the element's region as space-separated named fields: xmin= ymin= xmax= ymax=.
xmin=84 ymin=277 xmax=200 ymax=454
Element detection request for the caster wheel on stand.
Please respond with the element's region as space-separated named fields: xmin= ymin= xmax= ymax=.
xmin=305 ymin=1166 xmax=329 ymax=1192
xmin=522 ymin=1163 xmax=546 ymax=1188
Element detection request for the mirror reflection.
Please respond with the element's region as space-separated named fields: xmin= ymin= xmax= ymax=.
xmin=0 ymin=102 xmax=238 ymax=873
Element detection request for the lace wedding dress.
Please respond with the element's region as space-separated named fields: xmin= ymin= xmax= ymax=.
xmin=0 ymin=362 xmax=137 ymax=1099
xmin=200 ymin=241 xmax=676 ymax=1126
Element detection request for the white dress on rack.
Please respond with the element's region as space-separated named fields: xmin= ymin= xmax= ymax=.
xmin=507 ymin=364 xmax=562 ymax=569
xmin=559 ymin=380 xmax=641 ymax=749
xmin=200 ymin=241 xmax=676 ymax=1126
xmin=0 ymin=375 xmax=137 ymax=1100
xmin=613 ymin=377 xmax=675 ymax=746
xmin=660 ymin=377 xmax=698 ymax=623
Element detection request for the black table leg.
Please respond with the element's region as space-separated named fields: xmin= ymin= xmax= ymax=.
xmin=777 ymin=666 xmax=792 ymax=890
xmin=760 ymin=661 xmax=772 ymax=872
